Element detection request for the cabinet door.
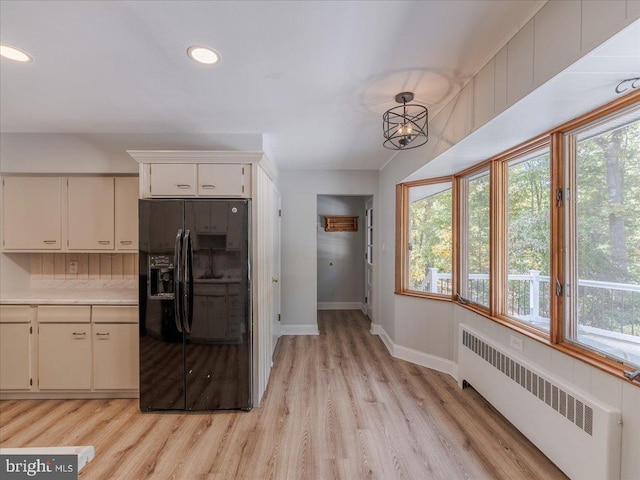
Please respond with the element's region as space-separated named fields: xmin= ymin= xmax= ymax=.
xmin=68 ymin=177 xmax=115 ymax=250
xmin=198 ymin=164 xmax=247 ymax=197
xmin=0 ymin=324 xmax=32 ymax=390
xmin=38 ymin=324 xmax=91 ymax=390
xmin=115 ymin=177 xmax=139 ymax=251
xmin=150 ymin=164 xmax=196 ymax=196
xmin=93 ymin=323 xmax=138 ymax=390
xmin=2 ymin=176 xmax=63 ymax=250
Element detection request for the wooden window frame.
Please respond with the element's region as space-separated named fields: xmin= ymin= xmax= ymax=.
xmin=395 ymin=176 xmax=455 ymax=300
xmin=455 ymin=161 xmax=492 ymax=313
xmin=394 ymin=89 xmax=640 ymax=384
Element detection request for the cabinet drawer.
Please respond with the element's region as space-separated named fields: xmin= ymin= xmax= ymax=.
xmin=92 ymin=306 xmax=138 ymax=324
xmin=150 ymin=164 xmax=197 ymax=196
xmin=0 ymin=305 xmax=32 ymax=323
xmin=38 ymin=306 xmax=90 ymax=323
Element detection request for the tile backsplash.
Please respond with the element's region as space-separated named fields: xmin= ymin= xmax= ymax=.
xmin=30 ymin=253 xmax=138 ymax=280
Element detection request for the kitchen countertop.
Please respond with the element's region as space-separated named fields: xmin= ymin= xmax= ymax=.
xmin=0 ymin=280 xmax=138 ymax=305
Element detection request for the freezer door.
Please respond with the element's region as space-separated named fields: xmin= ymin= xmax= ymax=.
xmin=184 ymin=200 xmax=252 ymax=410
xmin=139 ymin=200 xmax=186 ymax=411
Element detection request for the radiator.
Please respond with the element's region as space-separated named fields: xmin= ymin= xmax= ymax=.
xmin=458 ymin=324 xmax=622 ymax=480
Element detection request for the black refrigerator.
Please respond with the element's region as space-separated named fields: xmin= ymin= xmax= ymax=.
xmin=138 ymin=199 xmax=252 ymax=411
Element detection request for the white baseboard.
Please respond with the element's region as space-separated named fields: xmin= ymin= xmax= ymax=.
xmin=317 ymin=302 xmax=363 ymax=310
xmin=280 ymin=324 xmax=320 ymax=335
xmin=370 ymin=323 xmax=458 ymax=380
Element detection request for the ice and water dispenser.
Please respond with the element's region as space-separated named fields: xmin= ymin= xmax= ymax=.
xmin=148 ymin=255 xmax=175 ymax=299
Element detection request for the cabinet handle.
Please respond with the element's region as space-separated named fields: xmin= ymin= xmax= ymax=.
xmin=96 ymin=332 xmax=110 ymax=339
xmin=119 ymin=240 xmax=133 ymax=245
xmin=43 ymin=240 xmax=57 ymax=244
xmin=72 ymin=332 xmax=87 ymax=339
xmin=98 ymin=240 xmax=111 ymax=245
xmin=201 ymin=184 xmax=216 ymax=189
xmin=176 ymin=184 xmax=191 ymax=189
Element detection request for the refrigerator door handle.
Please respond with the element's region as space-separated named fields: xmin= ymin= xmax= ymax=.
xmin=174 ymin=229 xmax=184 ymax=333
xmin=182 ymin=229 xmax=193 ymax=334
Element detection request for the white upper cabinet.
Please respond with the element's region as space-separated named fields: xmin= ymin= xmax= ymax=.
xmin=67 ymin=177 xmax=115 ymax=250
xmin=150 ymin=164 xmax=197 ymax=197
xmin=115 ymin=177 xmax=139 ymax=250
xmin=2 ymin=176 xmax=63 ymax=251
xmin=2 ymin=175 xmax=136 ymax=252
xmin=198 ymin=164 xmax=248 ymax=197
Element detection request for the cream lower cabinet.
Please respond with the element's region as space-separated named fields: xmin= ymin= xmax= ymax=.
xmin=92 ymin=306 xmax=138 ymax=390
xmin=0 ymin=306 xmax=34 ymax=391
xmin=38 ymin=323 xmax=92 ymax=390
xmin=0 ymin=304 xmax=138 ymax=397
xmin=37 ymin=306 xmax=91 ymax=390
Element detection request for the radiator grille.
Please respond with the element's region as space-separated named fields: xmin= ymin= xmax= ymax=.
xmin=462 ymin=330 xmax=593 ymax=436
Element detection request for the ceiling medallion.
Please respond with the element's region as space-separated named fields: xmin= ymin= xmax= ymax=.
xmin=382 ymin=92 xmax=428 ymax=150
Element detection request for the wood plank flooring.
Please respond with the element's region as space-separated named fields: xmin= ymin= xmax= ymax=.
xmin=0 ymin=310 xmax=567 ymax=479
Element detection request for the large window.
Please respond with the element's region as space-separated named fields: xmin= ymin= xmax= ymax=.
xmin=460 ymin=168 xmax=491 ymax=308
xmin=505 ymin=148 xmax=551 ymax=332
xmin=395 ymin=94 xmax=640 ymax=378
xmin=407 ymin=182 xmax=452 ymax=295
xmin=566 ymin=106 xmax=640 ymax=368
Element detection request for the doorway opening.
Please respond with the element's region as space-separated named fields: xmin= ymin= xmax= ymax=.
xmin=317 ymin=195 xmax=373 ymax=318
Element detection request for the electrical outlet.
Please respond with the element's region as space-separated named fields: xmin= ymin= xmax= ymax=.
xmin=509 ymin=335 xmax=523 ymax=352
xmin=69 ymin=260 xmax=78 ymax=274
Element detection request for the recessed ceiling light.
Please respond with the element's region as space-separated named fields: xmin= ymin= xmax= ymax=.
xmin=0 ymin=44 xmax=33 ymax=63
xmin=187 ymin=45 xmax=220 ymax=65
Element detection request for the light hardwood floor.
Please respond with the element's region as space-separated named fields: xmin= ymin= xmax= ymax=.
xmin=0 ymin=310 xmax=567 ymax=479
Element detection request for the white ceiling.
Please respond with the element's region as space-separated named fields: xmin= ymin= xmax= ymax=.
xmin=0 ymin=0 xmax=545 ymax=171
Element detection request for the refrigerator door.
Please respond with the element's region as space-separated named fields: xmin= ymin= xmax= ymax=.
xmin=139 ymin=199 xmax=186 ymax=411
xmin=184 ymin=200 xmax=252 ymax=410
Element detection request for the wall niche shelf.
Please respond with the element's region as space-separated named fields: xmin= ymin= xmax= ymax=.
xmin=323 ymin=216 xmax=358 ymax=232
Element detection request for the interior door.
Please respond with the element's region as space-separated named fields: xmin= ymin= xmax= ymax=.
xmin=365 ymin=200 xmax=373 ymax=318
xmin=272 ymin=189 xmax=282 ymax=355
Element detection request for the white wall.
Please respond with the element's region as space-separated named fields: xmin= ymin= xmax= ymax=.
xmin=0 ymin=133 xmax=263 ymax=173
xmin=317 ymin=195 xmax=368 ymax=307
xmin=279 ymin=170 xmax=378 ymax=333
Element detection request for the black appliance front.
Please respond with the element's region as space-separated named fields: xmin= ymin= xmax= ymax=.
xmin=139 ymin=199 xmax=252 ymax=412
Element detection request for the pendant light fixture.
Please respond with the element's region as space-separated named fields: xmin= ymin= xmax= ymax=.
xmin=382 ymin=92 xmax=428 ymax=150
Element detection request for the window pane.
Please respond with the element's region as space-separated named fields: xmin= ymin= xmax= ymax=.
xmin=570 ymin=109 xmax=640 ymax=367
xmin=407 ymin=182 xmax=452 ymax=295
xmin=506 ymin=151 xmax=551 ymax=332
xmin=462 ymin=171 xmax=490 ymax=306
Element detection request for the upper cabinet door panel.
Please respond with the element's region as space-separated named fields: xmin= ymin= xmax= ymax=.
xmin=68 ymin=177 xmax=115 ymax=250
xmin=198 ymin=164 xmax=247 ymax=197
xmin=115 ymin=177 xmax=138 ymax=250
xmin=150 ymin=164 xmax=197 ymax=196
xmin=2 ymin=176 xmax=63 ymax=250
